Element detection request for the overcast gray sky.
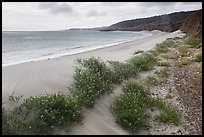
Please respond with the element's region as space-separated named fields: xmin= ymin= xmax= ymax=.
xmin=2 ymin=2 xmax=202 ymax=31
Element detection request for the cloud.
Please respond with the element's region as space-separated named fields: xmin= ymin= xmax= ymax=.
xmin=38 ymin=2 xmax=72 ymax=14
xmin=101 ymin=2 xmax=128 ymax=7
xmin=86 ymin=9 xmax=107 ymax=17
xmin=3 ymin=2 xmax=202 ymax=31
xmin=138 ymin=2 xmax=176 ymax=8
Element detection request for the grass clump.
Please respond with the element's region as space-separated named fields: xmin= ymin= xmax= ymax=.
xmin=111 ymin=82 xmax=151 ymax=133
xmin=111 ymin=93 xmax=150 ymax=133
xmin=2 ymin=108 xmax=28 ymax=135
xmin=70 ymin=57 xmax=113 ymax=107
xmin=161 ymin=52 xmax=177 ymax=59
xmin=148 ymin=49 xmax=160 ymax=57
xmin=3 ymin=93 xmax=83 ymax=135
xmin=175 ymin=58 xmax=192 ymax=67
xmin=177 ymin=45 xmax=190 ymax=57
xmin=154 ymin=39 xmax=175 ymax=53
xmin=157 ymin=61 xmax=171 ymax=67
xmin=108 ymin=61 xmax=138 ymax=84
xmin=161 ymin=39 xmax=175 ymax=47
xmin=128 ymin=53 xmax=158 ymax=71
xmin=145 ymin=75 xmax=160 ymax=86
xmin=151 ymin=98 xmax=181 ymax=125
xmin=133 ymin=50 xmax=144 ymax=55
xmin=185 ymin=35 xmax=201 ymax=48
xmin=155 ymin=67 xmax=169 ymax=80
xmin=111 ymin=81 xmax=181 ymax=133
xmin=195 ymin=51 xmax=202 ymax=62
xmin=154 ymin=43 xmax=170 ymax=53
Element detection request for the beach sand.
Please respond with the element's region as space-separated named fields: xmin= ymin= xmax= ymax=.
xmin=2 ymin=30 xmax=183 ymax=134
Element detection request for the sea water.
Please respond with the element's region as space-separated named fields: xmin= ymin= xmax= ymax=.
xmin=2 ymin=30 xmax=151 ymax=67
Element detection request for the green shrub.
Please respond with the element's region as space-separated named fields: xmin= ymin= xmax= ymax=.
xmin=111 ymin=92 xmax=150 ymax=133
xmin=157 ymin=61 xmax=171 ymax=67
xmin=145 ymin=75 xmax=160 ymax=86
xmin=148 ymin=49 xmax=160 ymax=56
xmin=111 ymin=82 xmax=151 ymax=133
xmin=175 ymin=58 xmax=192 ymax=67
xmin=161 ymin=52 xmax=177 ymax=59
xmin=128 ymin=53 xmax=158 ymax=71
xmin=155 ymin=44 xmax=170 ymax=53
xmin=70 ymin=57 xmax=114 ymax=107
xmin=195 ymin=51 xmax=202 ymax=62
xmin=12 ymin=93 xmax=83 ymax=135
xmin=161 ymin=39 xmax=175 ymax=47
xmin=2 ymin=108 xmax=27 ymax=135
xmin=177 ymin=45 xmax=190 ymax=56
xmin=108 ymin=61 xmax=138 ymax=84
xmin=112 ymin=82 xmax=182 ymax=133
xmin=154 ymin=39 xmax=175 ymax=53
xmin=155 ymin=67 xmax=170 ymax=80
xmin=151 ymin=98 xmax=181 ymax=125
xmin=185 ymin=36 xmax=201 ymax=48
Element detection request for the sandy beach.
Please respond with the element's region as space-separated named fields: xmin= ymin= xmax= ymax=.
xmin=2 ymin=30 xmax=183 ymax=134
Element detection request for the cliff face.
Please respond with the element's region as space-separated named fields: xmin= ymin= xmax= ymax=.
xmin=180 ymin=9 xmax=202 ymax=36
xmin=100 ymin=10 xmax=198 ymax=33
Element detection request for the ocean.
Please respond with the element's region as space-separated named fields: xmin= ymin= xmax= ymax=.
xmin=2 ymin=30 xmax=151 ymax=67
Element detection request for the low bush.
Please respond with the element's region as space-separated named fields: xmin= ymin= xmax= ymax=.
xmin=185 ymin=35 xmax=201 ymax=48
xmin=148 ymin=49 xmax=160 ymax=57
xmin=3 ymin=93 xmax=83 ymax=135
xmin=157 ymin=61 xmax=171 ymax=67
xmin=175 ymin=58 xmax=192 ymax=67
xmin=145 ymin=75 xmax=160 ymax=86
xmin=195 ymin=51 xmax=202 ymax=62
xmin=70 ymin=57 xmax=114 ymax=107
xmin=151 ymin=98 xmax=181 ymax=125
xmin=161 ymin=52 xmax=177 ymax=59
xmin=177 ymin=45 xmax=190 ymax=57
xmin=111 ymin=82 xmax=151 ymax=133
xmin=154 ymin=67 xmax=170 ymax=82
xmin=2 ymin=108 xmax=27 ymax=135
xmin=128 ymin=53 xmax=158 ymax=71
xmin=108 ymin=61 xmax=138 ymax=84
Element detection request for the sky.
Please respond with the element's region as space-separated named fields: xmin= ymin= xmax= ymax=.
xmin=2 ymin=2 xmax=202 ymax=31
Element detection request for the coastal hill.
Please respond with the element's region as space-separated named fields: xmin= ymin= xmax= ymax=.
xmin=99 ymin=9 xmax=202 ymax=35
xmin=68 ymin=26 xmax=107 ymax=31
xmin=180 ymin=9 xmax=202 ymax=36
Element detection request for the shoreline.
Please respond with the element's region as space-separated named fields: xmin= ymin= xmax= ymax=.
xmin=2 ymin=30 xmax=151 ymax=68
xmin=2 ymin=30 xmax=183 ymax=108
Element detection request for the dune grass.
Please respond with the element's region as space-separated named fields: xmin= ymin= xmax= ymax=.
xmin=145 ymin=75 xmax=160 ymax=86
xmin=151 ymin=98 xmax=181 ymax=125
xmin=111 ymin=82 xmax=181 ymax=133
xmin=154 ymin=39 xmax=175 ymax=53
xmin=177 ymin=45 xmax=190 ymax=57
xmin=154 ymin=67 xmax=170 ymax=83
xmin=111 ymin=82 xmax=151 ymax=133
xmin=3 ymin=93 xmax=83 ymax=135
xmin=184 ymin=35 xmax=201 ymax=49
xmin=161 ymin=52 xmax=177 ymax=59
xmin=157 ymin=61 xmax=171 ymax=67
xmin=108 ymin=61 xmax=138 ymax=84
xmin=175 ymin=58 xmax=192 ymax=67
xmin=195 ymin=51 xmax=202 ymax=62
xmin=70 ymin=57 xmax=114 ymax=108
xmin=128 ymin=53 xmax=158 ymax=71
